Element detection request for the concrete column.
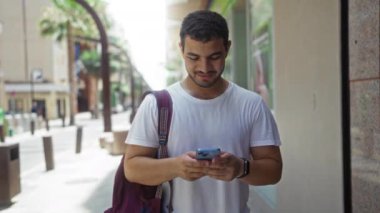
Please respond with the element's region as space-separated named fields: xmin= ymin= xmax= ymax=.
xmin=273 ymin=0 xmax=343 ymax=212
xmin=230 ymin=1 xmax=249 ymax=88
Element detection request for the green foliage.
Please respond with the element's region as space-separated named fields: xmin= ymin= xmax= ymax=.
xmin=80 ymin=50 xmax=101 ymax=75
xmin=109 ymin=51 xmax=126 ymax=74
xmin=166 ymin=75 xmax=180 ymax=86
xmin=80 ymin=49 xmax=127 ymax=76
xmin=210 ymin=0 xmax=273 ymax=36
xmin=40 ymin=0 xmax=126 ymax=77
xmin=39 ymin=0 xmax=113 ymax=42
xmin=210 ymin=0 xmax=236 ymax=15
xmin=251 ymin=0 xmax=273 ymax=36
xmin=165 ymin=56 xmax=182 ymax=72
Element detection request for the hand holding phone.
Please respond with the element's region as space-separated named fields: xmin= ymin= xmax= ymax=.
xmin=195 ymin=148 xmax=221 ymax=160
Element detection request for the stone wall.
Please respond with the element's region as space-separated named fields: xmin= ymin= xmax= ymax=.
xmin=349 ymin=0 xmax=380 ymax=212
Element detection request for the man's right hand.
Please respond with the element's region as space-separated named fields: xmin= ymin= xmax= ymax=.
xmin=125 ymin=145 xmax=210 ymax=185
xmin=175 ymin=151 xmax=210 ymax=181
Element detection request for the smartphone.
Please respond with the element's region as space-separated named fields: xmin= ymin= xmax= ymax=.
xmin=195 ymin=148 xmax=221 ymax=160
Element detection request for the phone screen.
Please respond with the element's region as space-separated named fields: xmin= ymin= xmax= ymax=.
xmin=195 ymin=148 xmax=221 ymax=160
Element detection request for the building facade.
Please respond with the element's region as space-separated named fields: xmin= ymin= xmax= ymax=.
xmin=0 ymin=0 xmax=69 ymax=119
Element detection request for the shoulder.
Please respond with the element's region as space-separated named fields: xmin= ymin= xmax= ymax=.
xmin=229 ymin=82 xmax=263 ymax=106
xmin=138 ymin=93 xmax=158 ymax=115
xmin=139 ymin=83 xmax=180 ymax=111
xmin=166 ymin=82 xmax=181 ymax=97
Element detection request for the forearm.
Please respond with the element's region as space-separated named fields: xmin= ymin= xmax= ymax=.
xmin=124 ymin=156 xmax=178 ymax=186
xmin=240 ymin=158 xmax=282 ymax=185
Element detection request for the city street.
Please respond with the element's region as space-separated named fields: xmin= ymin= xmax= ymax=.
xmin=0 ymin=111 xmax=131 ymax=213
xmin=1 ymin=0 xmax=378 ymax=212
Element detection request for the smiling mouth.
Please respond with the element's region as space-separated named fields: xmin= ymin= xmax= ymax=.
xmin=196 ymin=72 xmax=216 ymax=80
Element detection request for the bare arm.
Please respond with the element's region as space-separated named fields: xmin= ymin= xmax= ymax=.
xmin=124 ymin=144 xmax=210 ymax=186
xmin=206 ymin=145 xmax=282 ymax=185
xmin=240 ymin=145 xmax=282 ymax=185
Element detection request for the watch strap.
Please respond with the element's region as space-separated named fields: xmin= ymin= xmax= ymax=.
xmin=237 ymin=158 xmax=250 ymax=179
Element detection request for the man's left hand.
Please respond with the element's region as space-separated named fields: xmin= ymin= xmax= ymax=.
xmin=206 ymin=152 xmax=243 ymax=181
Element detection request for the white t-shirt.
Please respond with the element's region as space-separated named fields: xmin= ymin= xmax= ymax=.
xmin=126 ymin=82 xmax=281 ymax=213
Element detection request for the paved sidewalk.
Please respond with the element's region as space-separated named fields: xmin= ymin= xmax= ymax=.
xmin=0 ymin=143 xmax=121 ymax=213
xmin=0 ymin=113 xmax=124 ymax=213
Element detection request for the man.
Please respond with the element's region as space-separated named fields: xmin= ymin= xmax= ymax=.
xmin=124 ymin=10 xmax=282 ymax=213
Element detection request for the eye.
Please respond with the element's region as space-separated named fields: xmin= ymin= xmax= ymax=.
xmin=209 ymin=54 xmax=222 ymax=60
xmin=187 ymin=55 xmax=198 ymax=61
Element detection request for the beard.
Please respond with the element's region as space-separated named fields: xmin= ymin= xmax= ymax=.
xmin=188 ymin=67 xmax=225 ymax=88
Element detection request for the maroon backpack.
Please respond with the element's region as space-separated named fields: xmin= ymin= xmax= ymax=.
xmin=105 ymin=90 xmax=173 ymax=213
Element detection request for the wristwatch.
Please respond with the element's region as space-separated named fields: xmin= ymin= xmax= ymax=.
xmin=237 ymin=158 xmax=250 ymax=179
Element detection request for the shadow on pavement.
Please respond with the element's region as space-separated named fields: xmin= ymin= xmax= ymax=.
xmin=0 ymin=202 xmax=14 ymax=211
xmin=82 ymin=167 xmax=117 ymax=212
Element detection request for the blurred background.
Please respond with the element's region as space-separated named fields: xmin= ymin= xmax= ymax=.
xmin=0 ymin=0 xmax=379 ymax=212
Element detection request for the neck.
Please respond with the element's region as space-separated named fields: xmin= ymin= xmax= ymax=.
xmin=181 ymin=77 xmax=229 ymax=99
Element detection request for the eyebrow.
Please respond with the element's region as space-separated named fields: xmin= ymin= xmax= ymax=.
xmin=186 ymin=53 xmax=199 ymax=57
xmin=186 ymin=51 xmax=223 ymax=58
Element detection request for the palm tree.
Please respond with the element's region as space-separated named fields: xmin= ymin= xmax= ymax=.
xmin=79 ymin=46 xmax=128 ymax=118
xmin=39 ymin=0 xmax=112 ymax=125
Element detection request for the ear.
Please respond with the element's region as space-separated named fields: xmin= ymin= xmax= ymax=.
xmin=179 ymin=41 xmax=184 ymax=53
xmin=226 ymin=40 xmax=231 ymax=53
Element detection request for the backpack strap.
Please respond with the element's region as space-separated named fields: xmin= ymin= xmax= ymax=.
xmin=148 ymin=90 xmax=174 ymax=213
xmin=151 ymin=90 xmax=172 ymax=159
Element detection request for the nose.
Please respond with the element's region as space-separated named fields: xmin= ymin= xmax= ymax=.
xmin=198 ymin=59 xmax=212 ymax=73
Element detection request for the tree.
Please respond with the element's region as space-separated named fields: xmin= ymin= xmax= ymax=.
xmin=40 ymin=0 xmax=112 ymax=41
xmin=79 ymin=41 xmax=129 ymax=118
xmin=39 ymin=0 xmax=112 ymax=125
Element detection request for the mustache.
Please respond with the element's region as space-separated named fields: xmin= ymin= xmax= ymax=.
xmin=195 ymin=71 xmax=217 ymax=74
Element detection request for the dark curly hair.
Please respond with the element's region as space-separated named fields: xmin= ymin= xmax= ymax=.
xmin=180 ymin=10 xmax=229 ymax=50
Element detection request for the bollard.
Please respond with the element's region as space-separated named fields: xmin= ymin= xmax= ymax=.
xmin=0 ymin=125 xmax=4 ymax=142
xmin=99 ymin=132 xmax=112 ymax=149
xmin=21 ymin=113 xmax=29 ymax=132
xmin=42 ymin=136 xmax=54 ymax=171
xmin=75 ymin=126 xmax=83 ymax=154
xmin=105 ymin=134 xmax=114 ymax=154
xmin=30 ymin=120 xmax=35 ymax=135
xmin=45 ymin=119 xmax=50 ymax=131
xmin=14 ymin=114 xmax=22 ymax=134
xmin=99 ymin=136 xmax=106 ymax=149
xmin=112 ymin=130 xmax=128 ymax=155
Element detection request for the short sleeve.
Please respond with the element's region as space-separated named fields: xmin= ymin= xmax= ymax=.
xmin=125 ymin=94 xmax=160 ymax=148
xmin=250 ymin=99 xmax=282 ymax=147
